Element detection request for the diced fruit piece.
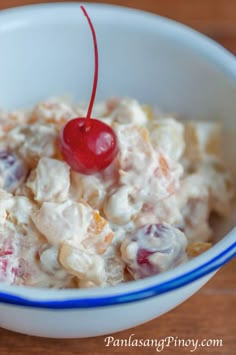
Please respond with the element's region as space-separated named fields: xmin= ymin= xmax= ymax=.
xmin=59 ymin=242 xmax=106 ymax=285
xmin=184 ymin=121 xmax=222 ymax=162
xmin=150 ymin=118 xmax=185 ymax=161
xmin=0 ymin=150 xmax=28 ymax=193
xmin=32 ymin=200 xmax=114 ymax=254
xmin=187 ymin=242 xmax=212 ymax=257
xmin=26 ymin=157 xmax=70 ymax=203
xmin=121 ymin=223 xmax=187 ymax=279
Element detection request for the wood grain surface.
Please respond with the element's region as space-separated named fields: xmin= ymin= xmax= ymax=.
xmin=0 ymin=1 xmax=236 ymax=354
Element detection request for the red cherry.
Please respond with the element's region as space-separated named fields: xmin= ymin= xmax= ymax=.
xmin=60 ymin=117 xmax=118 ymax=174
xmin=60 ymin=5 xmax=118 ymax=174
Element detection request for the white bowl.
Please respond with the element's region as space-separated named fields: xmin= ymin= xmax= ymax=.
xmin=0 ymin=3 xmax=235 ymax=338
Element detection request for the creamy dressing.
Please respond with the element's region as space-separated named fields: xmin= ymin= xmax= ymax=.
xmin=0 ymin=97 xmax=234 ymax=288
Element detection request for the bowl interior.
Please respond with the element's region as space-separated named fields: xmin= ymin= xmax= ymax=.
xmin=0 ymin=3 xmax=235 ymax=240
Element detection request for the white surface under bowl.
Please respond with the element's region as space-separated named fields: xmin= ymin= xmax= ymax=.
xmin=0 ymin=3 xmax=235 ymax=338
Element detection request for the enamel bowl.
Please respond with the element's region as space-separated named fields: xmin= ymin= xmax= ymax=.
xmin=0 ymin=3 xmax=235 ymax=338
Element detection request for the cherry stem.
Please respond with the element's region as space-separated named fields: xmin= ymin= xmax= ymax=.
xmin=80 ymin=5 xmax=99 ymax=130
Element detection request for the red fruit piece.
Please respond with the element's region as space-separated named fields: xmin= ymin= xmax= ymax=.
xmin=121 ymin=223 xmax=187 ymax=279
xmin=0 ymin=150 xmax=28 ymax=192
xmin=0 ymin=258 xmax=8 ymax=273
xmin=137 ymin=248 xmax=153 ymax=265
xmin=0 ymin=249 xmax=13 ymax=257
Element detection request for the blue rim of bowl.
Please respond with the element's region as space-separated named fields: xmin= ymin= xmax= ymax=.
xmin=0 ymin=3 xmax=235 ymax=309
xmin=0 ymin=242 xmax=235 ymax=308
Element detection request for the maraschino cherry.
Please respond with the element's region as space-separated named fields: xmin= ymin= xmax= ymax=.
xmin=60 ymin=5 xmax=118 ymax=175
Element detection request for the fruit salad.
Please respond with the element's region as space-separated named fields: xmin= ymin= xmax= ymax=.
xmin=0 ymin=97 xmax=234 ymax=288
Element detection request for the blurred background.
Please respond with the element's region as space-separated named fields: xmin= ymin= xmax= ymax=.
xmin=1 ymin=0 xmax=236 ymax=54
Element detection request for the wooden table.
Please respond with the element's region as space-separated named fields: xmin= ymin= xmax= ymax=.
xmin=0 ymin=1 xmax=236 ymax=354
